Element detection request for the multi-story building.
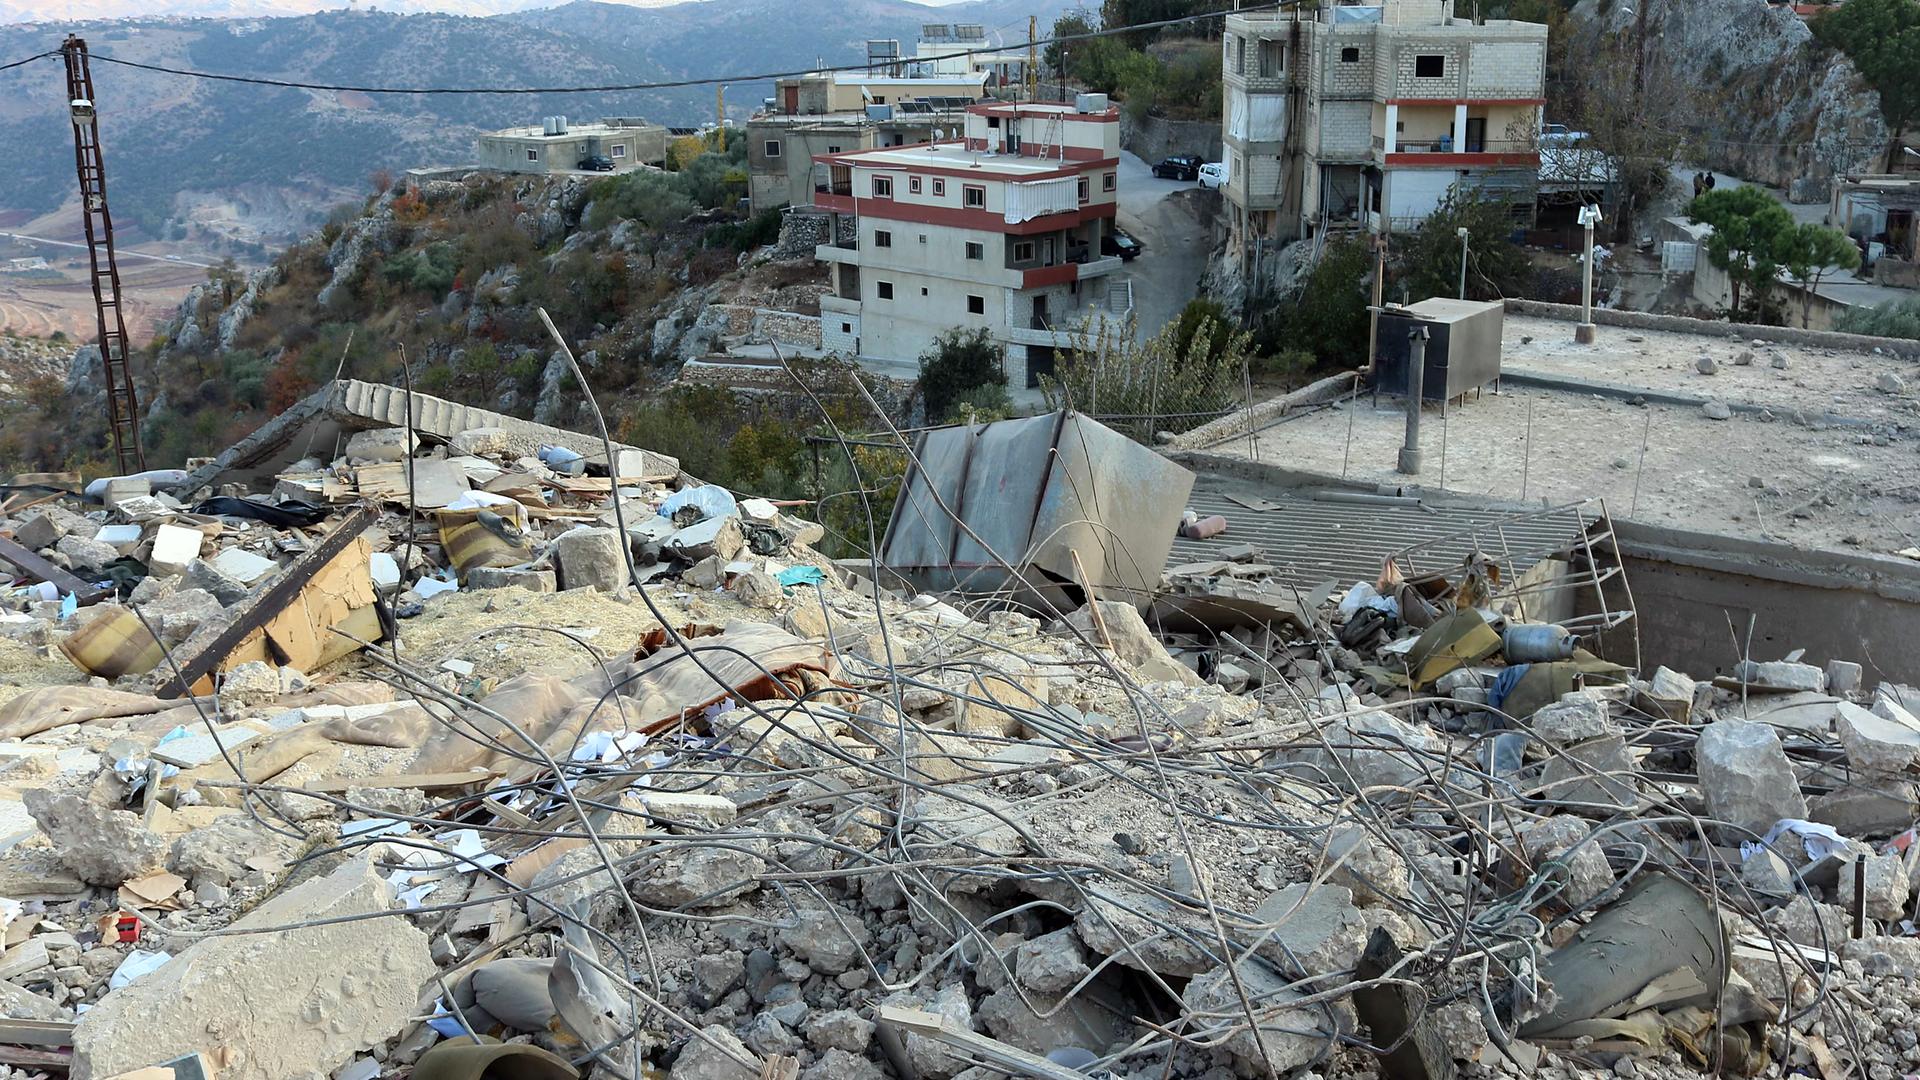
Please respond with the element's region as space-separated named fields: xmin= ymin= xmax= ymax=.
xmin=807 ymin=98 xmax=1130 ymax=388
xmin=748 ymin=105 xmax=973 ymax=212
xmin=476 ymin=116 xmax=669 ymax=175
xmin=1219 ymin=0 xmax=1548 ymax=282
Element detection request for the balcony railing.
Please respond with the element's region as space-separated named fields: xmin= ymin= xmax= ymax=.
xmin=1372 ymin=137 xmax=1536 ymax=155
xmin=814 ymin=181 xmax=853 ymax=197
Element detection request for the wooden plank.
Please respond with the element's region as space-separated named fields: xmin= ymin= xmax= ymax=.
xmin=0 ymin=535 xmax=110 ymax=605
xmin=155 ymin=505 xmax=377 ymax=699
xmin=0 ymin=1019 xmax=74 ymax=1048
xmin=302 ymin=770 xmax=498 ymax=795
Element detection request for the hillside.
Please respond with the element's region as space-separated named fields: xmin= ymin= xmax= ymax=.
xmin=0 ymin=0 xmax=1067 ymax=249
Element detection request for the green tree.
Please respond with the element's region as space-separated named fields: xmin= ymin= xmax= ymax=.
xmin=1813 ymin=0 xmax=1920 ymax=172
xmin=1396 ymin=194 xmax=1533 ymax=302
xmin=1046 ymin=10 xmax=1097 ymax=77
xmin=916 ymin=327 xmax=1008 ymax=423
xmin=1255 ymin=236 xmax=1372 ymax=368
xmin=1049 ymin=310 xmax=1252 ymax=441
xmin=1687 ymin=186 xmax=1796 ymax=318
xmin=1775 ymin=222 xmax=1862 ymax=328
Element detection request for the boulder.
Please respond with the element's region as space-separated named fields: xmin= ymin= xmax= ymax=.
xmin=554 ymin=526 xmax=629 ymax=593
xmin=1696 ymin=720 xmax=1807 ymax=840
xmin=70 ymin=855 xmax=435 ymax=1080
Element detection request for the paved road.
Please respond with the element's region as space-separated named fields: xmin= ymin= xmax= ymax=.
xmin=1111 ymin=151 xmax=1218 ymax=342
xmin=3 ymin=232 xmax=219 ymax=270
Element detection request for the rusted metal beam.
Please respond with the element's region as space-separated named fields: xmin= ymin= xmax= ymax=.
xmin=0 ymin=535 xmax=111 ymax=605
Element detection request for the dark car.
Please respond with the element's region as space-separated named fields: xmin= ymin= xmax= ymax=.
xmin=1102 ymin=230 xmax=1142 ymax=261
xmin=576 ymin=155 xmax=616 ymax=172
xmin=1152 ymin=154 xmax=1203 ymax=180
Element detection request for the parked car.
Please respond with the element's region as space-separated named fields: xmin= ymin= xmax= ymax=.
xmin=1152 ymin=155 xmax=1203 ymax=180
xmin=1197 ymin=161 xmax=1229 ymax=190
xmin=576 ymin=155 xmax=616 ymax=172
xmin=1102 ymin=230 xmax=1143 ymax=261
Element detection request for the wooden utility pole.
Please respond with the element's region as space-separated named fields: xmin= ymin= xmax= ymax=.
xmin=716 ymin=85 xmax=726 ymax=152
xmin=1027 ymin=16 xmax=1038 ymax=102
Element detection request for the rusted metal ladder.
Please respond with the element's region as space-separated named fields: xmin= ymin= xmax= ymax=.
xmin=61 ymin=35 xmax=144 ymax=473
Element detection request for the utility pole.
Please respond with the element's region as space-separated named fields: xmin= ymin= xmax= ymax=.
xmin=1027 ymin=15 xmax=1038 ymax=102
xmin=61 ymin=35 xmax=144 ymax=473
xmin=716 ymin=85 xmax=726 ymax=152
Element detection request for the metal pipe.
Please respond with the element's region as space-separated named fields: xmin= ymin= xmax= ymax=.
xmin=1398 ymin=325 xmax=1429 ymax=475
xmin=1581 ymin=222 xmax=1594 ymax=325
xmin=1457 ymin=226 xmax=1469 ymax=299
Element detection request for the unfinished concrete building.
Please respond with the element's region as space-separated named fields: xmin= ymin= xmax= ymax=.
xmin=1219 ymin=0 xmax=1548 ymax=286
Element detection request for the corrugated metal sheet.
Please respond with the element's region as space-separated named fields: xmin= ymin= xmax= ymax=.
xmin=1005 ymin=177 xmax=1078 ymax=223
xmin=1168 ymin=477 xmax=1595 ymax=590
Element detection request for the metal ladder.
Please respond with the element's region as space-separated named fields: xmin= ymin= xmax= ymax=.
xmin=63 ymin=35 xmax=144 ymax=473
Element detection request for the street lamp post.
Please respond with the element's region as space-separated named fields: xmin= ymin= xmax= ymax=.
xmin=1456 ymin=226 xmax=1469 ymax=299
xmin=1576 ymin=203 xmax=1603 ymax=344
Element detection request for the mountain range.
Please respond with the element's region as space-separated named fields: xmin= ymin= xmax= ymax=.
xmin=0 ymin=0 xmax=1072 ymax=244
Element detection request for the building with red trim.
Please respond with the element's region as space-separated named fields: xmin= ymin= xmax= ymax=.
xmin=808 ymin=99 xmax=1128 ymax=389
xmin=1221 ymin=0 xmax=1549 ymax=286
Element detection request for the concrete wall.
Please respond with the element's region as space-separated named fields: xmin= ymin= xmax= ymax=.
xmin=1119 ymin=112 xmax=1223 ymax=165
xmin=1599 ymin=522 xmax=1920 ymax=686
xmin=1503 ymin=298 xmax=1920 ymax=358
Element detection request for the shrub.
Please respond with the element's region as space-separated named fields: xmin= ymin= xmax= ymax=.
xmin=1255 ymin=236 xmax=1372 ymax=368
xmin=1835 ymin=298 xmax=1920 ymax=339
xmin=916 ymin=327 xmax=1008 ymax=423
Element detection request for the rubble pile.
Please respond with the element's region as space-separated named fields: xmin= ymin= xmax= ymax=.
xmin=0 ymin=408 xmax=1914 ymax=1080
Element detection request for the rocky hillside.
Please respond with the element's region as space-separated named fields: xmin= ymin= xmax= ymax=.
xmin=1570 ymin=0 xmax=1885 ymax=198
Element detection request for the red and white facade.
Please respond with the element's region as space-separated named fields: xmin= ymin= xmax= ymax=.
xmin=809 ymin=100 xmax=1129 ymax=388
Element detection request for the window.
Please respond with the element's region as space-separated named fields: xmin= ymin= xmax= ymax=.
xmin=1258 ymin=39 xmax=1281 ymax=78
xmin=933 ymin=178 xmax=946 ymax=196
xmin=612 ymin=144 xmax=628 ymax=158
xmin=1014 ymin=240 xmax=1035 ymax=261
xmin=1077 ymin=177 xmax=1090 ymax=203
xmin=873 ymin=175 xmax=893 ymax=198
xmin=1341 ymin=46 xmax=1360 ymax=62
xmin=841 ymin=323 xmax=851 ymax=333
xmin=827 ymin=145 xmax=841 ymax=153
xmin=763 ymin=140 xmax=780 ymax=157
xmin=921 ymin=287 xmax=929 ymax=295
xmin=963 ymin=184 xmax=986 ymax=208
xmin=918 ymin=234 xmax=927 ymax=244
xmin=877 ymin=281 xmax=894 ymax=300
xmin=967 ymin=295 xmax=985 ymax=315
xmin=874 ymin=229 xmax=893 ymax=248
xmin=1414 ymin=54 xmax=1445 ymax=78
xmin=988 ymin=116 xmax=1001 ymax=128
xmin=1236 ymin=36 xmax=1246 ymax=74
xmin=873 ymin=95 xmax=886 ymax=104
xmin=526 ymin=148 xmax=539 ymax=161
xmin=965 ymin=241 xmax=984 ymax=260
xmin=1103 ymin=172 xmax=1116 ymax=192
xmin=909 ymin=176 xmax=922 ymax=193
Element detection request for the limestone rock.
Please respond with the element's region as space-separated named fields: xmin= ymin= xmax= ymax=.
xmin=22 ymin=790 xmax=164 ymax=887
xmin=70 ymin=855 xmax=435 ymax=1080
xmin=1696 ymin=720 xmax=1807 ymax=839
xmin=1251 ymin=882 xmax=1368 ymax=977
xmin=1733 ymin=660 xmax=1826 ymax=693
xmin=555 ymin=526 xmax=629 ymax=593
xmin=1837 ymin=853 xmax=1909 ymax=922
xmin=672 ymin=1026 xmax=759 ymax=1080
xmin=801 ymin=1009 xmax=873 ymax=1053
xmin=1321 ymin=825 xmax=1409 ymax=907
xmin=167 ymin=816 xmax=305 ymax=888
xmin=54 ymin=533 xmax=117 ymax=571
xmin=630 ymin=844 xmax=765 ymax=908
xmin=1527 ymin=691 xmax=1617 ymax=745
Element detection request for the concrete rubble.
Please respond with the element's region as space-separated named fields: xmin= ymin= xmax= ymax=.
xmin=0 ymin=404 xmax=1913 ymax=1080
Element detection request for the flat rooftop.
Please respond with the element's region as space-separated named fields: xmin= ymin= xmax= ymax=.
xmin=826 ymin=142 xmax=1083 ymax=175
xmin=489 ymin=123 xmax=658 ymax=140
xmin=1198 ymin=312 xmax=1920 ymax=559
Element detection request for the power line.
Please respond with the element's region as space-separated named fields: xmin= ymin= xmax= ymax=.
xmin=0 ymin=50 xmax=54 ymax=72
xmin=55 ymin=5 xmax=1280 ymax=96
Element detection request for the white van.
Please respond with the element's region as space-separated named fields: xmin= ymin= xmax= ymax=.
xmin=1197 ymin=161 xmax=1229 ymax=190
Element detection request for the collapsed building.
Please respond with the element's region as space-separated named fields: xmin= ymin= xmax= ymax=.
xmin=0 ymin=339 xmax=1919 ymax=1080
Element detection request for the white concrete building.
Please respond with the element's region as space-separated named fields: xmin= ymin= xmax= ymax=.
xmin=808 ymin=98 xmax=1130 ymax=388
xmin=476 ymin=117 xmax=669 ymax=175
xmin=1219 ymin=0 xmax=1549 ymax=285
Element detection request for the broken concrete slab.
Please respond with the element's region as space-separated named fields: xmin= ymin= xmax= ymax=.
xmin=1696 ymin=719 xmax=1808 ymax=840
xmin=1066 ymin=600 xmax=1201 ymax=686
xmin=207 ymin=546 xmax=277 ymax=586
xmin=71 ymin=854 xmax=435 ymax=1080
xmin=1180 ymin=960 xmax=1340 ymax=1076
xmin=1836 ymin=698 xmax=1920 ymax=776
xmin=465 ymin=567 xmax=556 ymax=592
xmin=1526 ymin=690 xmax=1617 ymax=745
xmin=1250 ymin=882 xmax=1369 ymax=977
xmin=1731 ymin=660 xmax=1827 ymax=693
xmin=22 ymin=790 xmax=165 ymax=888
xmin=146 ymin=523 xmax=206 ymax=578
xmin=1837 ymin=852 xmax=1910 ymax=922
xmin=554 ymin=526 xmax=629 ymax=593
